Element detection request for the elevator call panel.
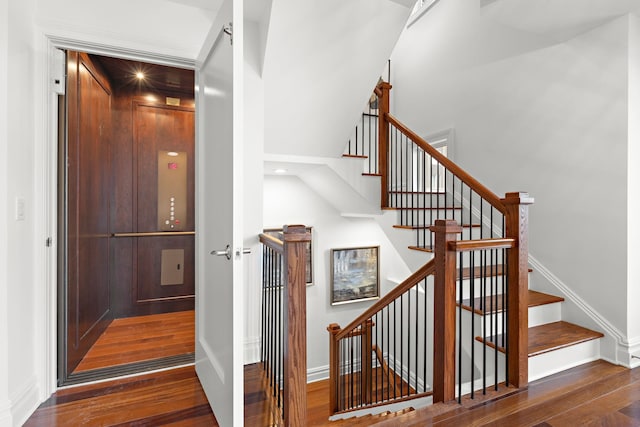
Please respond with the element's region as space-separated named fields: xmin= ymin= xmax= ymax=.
xmin=157 ymin=151 xmax=187 ymax=231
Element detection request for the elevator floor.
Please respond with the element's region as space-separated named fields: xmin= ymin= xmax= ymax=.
xmin=73 ymin=310 xmax=195 ymax=373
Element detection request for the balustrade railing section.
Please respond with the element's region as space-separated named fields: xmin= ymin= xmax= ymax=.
xmin=259 ymin=225 xmax=311 ymax=427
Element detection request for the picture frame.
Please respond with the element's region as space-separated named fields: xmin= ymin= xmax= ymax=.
xmin=330 ymin=246 xmax=379 ymax=305
xmin=263 ymin=227 xmax=313 ymax=285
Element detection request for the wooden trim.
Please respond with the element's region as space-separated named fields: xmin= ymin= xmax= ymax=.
xmin=327 ymin=323 xmax=341 ymax=414
xmin=377 ymin=81 xmax=391 ymax=208
xmin=259 ymin=233 xmax=283 ymax=253
xmin=447 ymin=238 xmax=516 ymax=252
xmin=432 ymin=219 xmax=462 ymax=403
xmin=282 ymin=225 xmax=311 ymax=427
xmin=386 ymin=113 xmax=506 ymax=213
xmin=502 ymin=192 xmax=534 ymax=388
xmin=112 ymin=231 xmax=195 ymax=237
xmin=335 ymin=259 xmax=435 ymax=341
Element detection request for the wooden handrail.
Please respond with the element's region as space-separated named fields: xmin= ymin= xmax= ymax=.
xmin=259 ymin=233 xmax=283 ymax=253
xmin=385 ymin=113 xmax=506 ymax=213
xmin=447 ymin=238 xmax=516 ymax=252
xmin=335 ymin=259 xmax=435 ymax=341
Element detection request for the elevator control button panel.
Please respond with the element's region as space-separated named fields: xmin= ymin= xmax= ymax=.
xmin=157 ymin=151 xmax=187 ymax=231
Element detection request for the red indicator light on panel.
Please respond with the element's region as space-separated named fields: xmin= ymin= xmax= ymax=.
xmin=175 ymin=219 xmax=180 ymax=224
xmin=168 ymin=162 xmax=178 ymax=170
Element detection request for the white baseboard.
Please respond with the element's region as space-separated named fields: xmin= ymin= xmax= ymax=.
xmin=307 ymin=365 xmax=330 ymax=383
xmin=0 ymin=400 xmax=12 ymax=427
xmin=7 ymin=376 xmax=40 ymax=427
xmin=244 ymin=337 xmax=261 ymax=365
xmin=528 ymin=254 xmax=630 ymax=365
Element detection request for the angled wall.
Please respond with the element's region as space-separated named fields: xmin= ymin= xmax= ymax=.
xmin=390 ymin=0 xmax=637 ymax=364
xmin=263 ymin=0 xmax=412 ymax=158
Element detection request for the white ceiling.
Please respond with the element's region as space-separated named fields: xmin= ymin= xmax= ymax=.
xmin=482 ymin=0 xmax=640 ymax=37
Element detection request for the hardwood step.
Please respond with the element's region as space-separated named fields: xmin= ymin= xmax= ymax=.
xmin=342 ymin=154 xmax=368 ymax=159
xmin=383 ymin=206 xmax=462 ymax=211
xmin=476 ymin=321 xmax=604 ymax=357
xmin=393 ymin=224 xmax=480 ymax=230
xmin=331 ymin=406 xmax=416 ymax=426
xmin=388 ymin=190 xmax=446 ymax=195
xmin=528 ymin=321 xmax=604 ymax=357
xmin=460 ymin=289 xmax=560 ymax=316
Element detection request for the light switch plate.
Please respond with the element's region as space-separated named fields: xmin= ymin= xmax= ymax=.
xmin=15 ymin=197 xmax=25 ymax=221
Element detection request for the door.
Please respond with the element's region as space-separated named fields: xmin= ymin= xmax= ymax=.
xmin=195 ymin=0 xmax=244 ymax=425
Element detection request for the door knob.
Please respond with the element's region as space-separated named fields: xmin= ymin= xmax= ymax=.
xmin=211 ymin=244 xmax=232 ymax=260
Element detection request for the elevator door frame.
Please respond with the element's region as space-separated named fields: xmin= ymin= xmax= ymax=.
xmin=45 ymin=36 xmax=198 ymax=390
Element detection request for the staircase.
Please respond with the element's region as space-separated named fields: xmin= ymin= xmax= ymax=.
xmin=323 ymin=80 xmax=605 ymax=422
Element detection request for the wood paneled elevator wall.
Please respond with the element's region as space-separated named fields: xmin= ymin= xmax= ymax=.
xmin=61 ymin=51 xmax=195 ymax=377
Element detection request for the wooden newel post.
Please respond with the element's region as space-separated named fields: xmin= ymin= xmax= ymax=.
xmin=327 ymin=323 xmax=341 ymax=414
xmin=431 ymin=219 xmax=462 ymax=403
xmin=282 ymin=224 xmax=311 ymax=427
xmin=501 ymin=192 xmax=534 ymax=388
xmin=377 ymin=81 xmax=392 ymax=209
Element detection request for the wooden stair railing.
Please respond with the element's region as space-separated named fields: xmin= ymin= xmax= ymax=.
xmin=329 ymin=80 xmax=533 ymax=415
xmin=327 ymin=220 xmax=525 ymax=413
xmin=375 ymin=80 xmax=533 ymax=391
xmin=259 ymin=225 xmax=311 ymax=427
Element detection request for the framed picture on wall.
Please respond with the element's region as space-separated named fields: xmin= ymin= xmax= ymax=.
xmin=263 ymin=227 xmax=313 ymax=285
xmin=330 ymin=246 xmax=379 ymax=305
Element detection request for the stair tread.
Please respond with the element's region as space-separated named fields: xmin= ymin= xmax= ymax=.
xmin=408 ymin=245 xmax=434 ymax=253
xmin=383 ymin=206 xmax=462 ymax=211
xmin=528 ymin=321 xmax=604 ymax=356
xmin=342 ymin=154 xmax=368 ymax=159
xmin=460 ymin=289 xmax=559 ymax=315
xmin=388 ymin=190 xmax=446 ymax=195
xmin=331 ymin=406 xmax=416 ymax=425
xmin=476 ymin=321 xmax=604 ymax=357
xmin=394 ymin=224 xmax=480 ymax=230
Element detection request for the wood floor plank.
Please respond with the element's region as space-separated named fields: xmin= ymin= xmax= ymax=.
xmin=25 ymin=366 xmax=218 ymax=426
xmin=74 ymin=310 xmax=195 ymax=373
xmin=543 ymin=380 xmax=640 ymax=426
xmin=434 ymin=364 xmax=640 ymax=427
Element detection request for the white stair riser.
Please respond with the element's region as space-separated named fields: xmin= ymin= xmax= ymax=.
xmin=528 ymin=303 xmax=562 ymax=327
xmin=528 ymin=339 xmax=601 ymax=382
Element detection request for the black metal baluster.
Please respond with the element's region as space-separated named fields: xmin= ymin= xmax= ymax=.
xmin=423 ymin=278 xmax=427 ymax=394
xmin=458 ymin=251 xmax=463 ymax=403
xmin=470 ymin=250 xmax=475 ymax=399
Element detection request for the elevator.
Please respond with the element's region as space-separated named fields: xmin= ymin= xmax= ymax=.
xmin=58 ymin=51 xmax=196 ymax=385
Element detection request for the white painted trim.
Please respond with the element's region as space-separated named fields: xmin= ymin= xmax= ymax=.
xmin=307 ymin=364 xmax=330 ymax=383
xmin=244 ymin=337 xmax=261 ymax=364
xmin=528 ymin=254 xmax=629 ymax=363
xmin=8 ymin=376 xmax=40 ymax=427
xmin=406 ymin=0 xmax=441 ymax=28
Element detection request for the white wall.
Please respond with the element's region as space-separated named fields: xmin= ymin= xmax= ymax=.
xmin=263 ymin=175 xmax=410 ymax=379
xmin=1 ymin=0 xmax=42 ymax=425
xmin=0 ymin=0 xmax=11 ymax=422
xmin=263 ymin=0 xmax=412 ymax=158
xmin=627 ymin=13 xmax=640 ymax=365
xmin=35 ymin=0 xmax=215 ymax=59
xmin=391 ymin=0 xmax=631 ymax=360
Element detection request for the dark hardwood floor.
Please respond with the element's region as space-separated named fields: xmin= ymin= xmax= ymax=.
xmin=74 ymin=310 xmax=195 ymax=373
xmin=25 ymin=359 xmax=640 ymax=426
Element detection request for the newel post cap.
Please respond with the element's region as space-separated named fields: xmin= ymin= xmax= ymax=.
xmin=429 ymin=219 xmax=463 ymax=234
xmin=282 ymin=224 xmax=311 ymax=242
xmin=502 ymin=192 xmax=534 ymax=205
